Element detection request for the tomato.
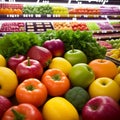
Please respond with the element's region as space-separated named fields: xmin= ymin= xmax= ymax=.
xmin=15 ymin=78 xmax=48 ymax=107
xmin=2 ymin=103 xmax=43 ymax=120
xmin=41 ymin=68 xmax=70 ymax=96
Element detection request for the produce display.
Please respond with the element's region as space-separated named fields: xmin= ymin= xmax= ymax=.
xmin=0 ymin=29 xmax=120 ymax=119
xmin=110 ymin=21 xmax=120 ymax=30
xmin=0 ymin=3 xmax=23 ymax=14
xmin=0 ymin=30 xmax=107 ymax=62
xmin=0 ymin=1 xmax=120 ymax=120
xmin=106 ymin=38 xmax=120 ymax=49
xmin=86 ymin=22 xmax=100 ymax=31
xmin=0 ymin=22 xmax=25 ymax=32
xmin=97 ymin=22 xmax=114 ymax=30
xmin=106 ymin=48 xmax=120 ymax=61
xmin=0 ymin=3 xmax=120 ymax=16
xmin=69 ymin=7 xmax=100 ymax=15
xmin=0 ymin=21 xmax=119 ymax=33
xmin=23 ymin=4 xmax=53 ymax=14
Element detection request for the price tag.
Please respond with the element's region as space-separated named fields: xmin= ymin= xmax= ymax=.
xmin=47 ymin=14 xmax=51 ymax=17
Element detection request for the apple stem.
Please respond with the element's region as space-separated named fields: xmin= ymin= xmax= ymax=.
xmin=27 ymin=57 xmax=31 ymax=66
xmin=71 ymin=45 xmax=74 ymax=53
xmin=16 ymin=54 xmax=19 ymax=58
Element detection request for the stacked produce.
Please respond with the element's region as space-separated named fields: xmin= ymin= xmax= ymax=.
xmin=110 ymin=21 xmax=120 ymax=30
xmin=100 ymin=6 xmax=120 ymax=15
xmin=0 ymin=22 xmax=25 ymax=32
xmin=0 ymin=3 xmax=119 ymax=16
xmin=53 ymin=21 xmax=118 ymax=31
xmin=23 ymin=4 xmax=53 ymax=15
xmin=97 ymin=22 xmax=114 ymax=30
xmin=0 ymin=3 xmax=23 ymax=14
xmin=0 ymin=30 xmax=120 ymax=120
xmin=106 ymin=38 xmax=120 ymax=49
xmin=52 ymin=5 xmax=69 ymax=15
xmin=106 ymin=48 xmax=120 ymax=61
xmin=69 ymin=7 xmax=100 ymax=14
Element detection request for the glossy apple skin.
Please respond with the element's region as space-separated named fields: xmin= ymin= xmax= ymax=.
xmin=64 ymin=49 xmax=87 ymax=65
xmin=0 ymin=96 xmax=12 ymax=119
xmin=16 ymin=59 xmax=43 ymax=82
xmin=7 ymin=54 xmax=26 ymax=72
xmin=68 ymin=63 xmax=95 ymax=88
xmin=27 ymin=46 xmax=52 ymax=68
xmin=82 ymin=96 xmax=120 ymax=120
xmin=43 ymin=39 xmax=65 ymax=57
xmin=89 ymin=77 xmax=120 ymax=102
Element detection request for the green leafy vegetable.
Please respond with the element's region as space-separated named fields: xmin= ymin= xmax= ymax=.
xmin=0 ymin=32 xmax=41 ymax=60
xmin=38 ymin=30 xmax=107 ymax=62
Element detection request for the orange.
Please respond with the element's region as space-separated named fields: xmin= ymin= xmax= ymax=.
xmin=88 ymin=59 xmax=118 ymax=79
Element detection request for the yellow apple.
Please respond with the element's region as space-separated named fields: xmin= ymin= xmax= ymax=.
xmin=88 ymin=77 xmax=120 ymax=102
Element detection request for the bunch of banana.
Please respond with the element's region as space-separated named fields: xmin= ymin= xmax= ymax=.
xmin=106 ymin=48 xmax=120 ymax=61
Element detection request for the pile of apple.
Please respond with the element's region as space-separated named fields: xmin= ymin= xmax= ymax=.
xmin=0 ymin=39 xmax=120 ymax=120
xmin=0 ymin=22 xmax=25 ymax=32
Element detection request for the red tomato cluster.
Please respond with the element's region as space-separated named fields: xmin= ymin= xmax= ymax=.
xmin=69 ymin=8 xmax=100 ymax=14
xmin=71 ymin=23 xmax=89 ymax=31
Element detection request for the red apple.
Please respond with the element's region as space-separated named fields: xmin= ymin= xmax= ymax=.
xmin=43 ymin=39 xmax=65 ymax=57
xmin=27 ymin=46 xmax=52 ymax=68
xmin=16 ymin=57 xmax=43 ymax=82
xmin=0 ymin=95 xmax=12 ymax=119
xmin=7 ymin=54 xmax=26 ymax=72
xmin=82 ymin=96 xmax=120 ymax=120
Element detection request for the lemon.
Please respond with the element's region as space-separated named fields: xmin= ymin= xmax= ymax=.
xmin=0 ymin=54 xmax=6 ymax=67
xmin=42 ymin=97 xmax=80 ymax=120
xmin=114 ymin=73 xmax=120 ymax=87
xmin=49 ymin=57 xmax=72 ymax=75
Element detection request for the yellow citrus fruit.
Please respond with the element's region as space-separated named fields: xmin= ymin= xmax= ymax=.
xmin=0 ymin=54 xmax=6 ymax=67
xmin=114 ymin=73 xmax=120 ymax=87
xmin=49 ymin=57 xmax=72 ymax=75
xmin=0 ymin=67 xmax=18 ymax=97
xmin=42 ymin=97 xmax=80 ymax=120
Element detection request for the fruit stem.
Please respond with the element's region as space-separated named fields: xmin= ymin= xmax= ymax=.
xmin=25 ymin=85 xmax=35 ymax=91
xmin=52 ymin=74 xmax=61 ymax=81
xmin=11 ymin=109 xmax=25 ymax=120
xmin=16 ymin=54 xmax=19 ymax=58
xmin=71 ymin=45 xmax=74 ymax=53
xmin=27 ymin=57 xmax=31 ymax=66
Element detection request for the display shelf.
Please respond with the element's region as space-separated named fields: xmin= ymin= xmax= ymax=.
xmin=93 ymin=32 xmax=120 ymax=40
xmin=0 ymin=1 xmax=120 ymax=41
xmin=105 ymin=56 xmax=120 ymax=66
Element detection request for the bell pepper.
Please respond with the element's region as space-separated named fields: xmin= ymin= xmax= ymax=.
xmin=1 ymin=103 xmax=43 ymax=120
xmin=41 ymin=68 xmax=70 ymax=96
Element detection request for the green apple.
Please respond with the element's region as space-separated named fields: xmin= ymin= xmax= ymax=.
xmin=64 ymin=47 xmax=87 ymax=65
xmin=68 ymin=63 xmax=95 ymax=88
